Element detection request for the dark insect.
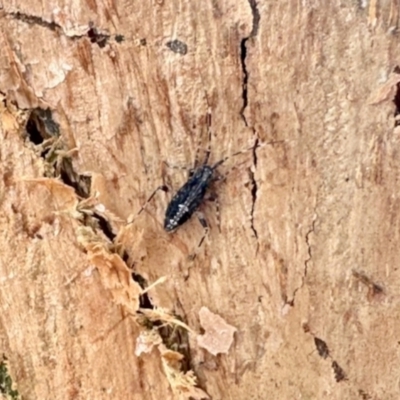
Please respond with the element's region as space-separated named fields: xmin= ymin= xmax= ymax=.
xmin=164 ymin=164 xmax=214 ymax=232
xmin=131 ymin=95 xmax=284 ymax=247
xmin=134 ymin=111 xmax=265 ymax=247
xmin=163 ymin=140 xmax=257 ymax=236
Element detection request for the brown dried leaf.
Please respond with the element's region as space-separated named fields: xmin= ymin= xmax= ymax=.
xmin=77 ymin=226 xmax=141 ymax=314
xmin=197 ymin=307 xmax=237 ymax=356
xmin=159 ymin=344 xmax=210 ymax=400
xmin=139 ymin=307 xmax=196 ymax=335
xmin=135 ymin=330 xmax=163 ymax=356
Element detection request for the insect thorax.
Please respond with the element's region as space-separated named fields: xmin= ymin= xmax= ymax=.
xmin=191 ymin=165 xmax=214 ymax=183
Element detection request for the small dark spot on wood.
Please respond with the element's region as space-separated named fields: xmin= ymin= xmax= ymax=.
xmin=331 ymin=360 xmax=347 ymax=382
xmin=166 ymin=39 xmax=188 ymax=55
xmin=115 ymin=34 xmax=124 ymax=43
xmin=358 ymin=389 xmax=372 ymax=399
xmin=87 ymin=25 xmax=110 ymax=48
xmin=314 ymin=337 xmax=330 ymax=359
xmin=393 ymin=71 xmax=400 ymax=123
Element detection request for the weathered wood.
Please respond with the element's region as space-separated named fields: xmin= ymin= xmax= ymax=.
xmin=1 ymin=1 xmax=400 ymax=399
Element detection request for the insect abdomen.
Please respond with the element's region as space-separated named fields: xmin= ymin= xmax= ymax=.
xmin=164 ymin=166 xmax=214 ymax=231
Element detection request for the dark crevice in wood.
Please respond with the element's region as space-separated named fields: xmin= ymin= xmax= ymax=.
xmin=249 ymin=169 xmax=259 ymax=239
xmin=26 ymin=108 xmax=60 ymax=145
xmin=240 ymin=1 xmax=261 ymax=245
xmin=239 ymin=0 xmax=260 ymax=126
xmin=393 ymin=66 xmax=400 ymax=126
xmin=58 ymin=165 xmax=92 ymax=198
xmin=26 ymin=108 xmax=91 ymax=198
xmin=131 ymin=273 xmax=154 ymax=309
xmin=239 ymin=39 xmax=249 ymax=125
xmin=9 ymin=12 xmax=119 ymax=48
xmin=248 ymin=0 xmax=260 ymax=37
xmin=91 ymin=213 xmax=116 ymax=242
xmin=26 ymin=115 xmax=44 ymax=145
xmin=9 ymin=11 xmax=59 ymax=31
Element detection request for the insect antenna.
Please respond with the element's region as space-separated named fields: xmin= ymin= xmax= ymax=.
xmin=127 ymin=184 xmax=169 ymax=224
xmin=212 ymin=138 xmax=286 ymax=170
xmin=211 ymin=142 xmax=257 ymax=170
xmin=194 ymin=70 xmax=214 ymax=168
xmin=190 ymin=107 xmax=212 ymax=174
xmin=202 ymin=110 xmax=212 ymax=165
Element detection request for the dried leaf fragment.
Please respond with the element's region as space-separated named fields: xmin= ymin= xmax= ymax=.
xmin=135 ymin=330 xmax=162 ymax=356
xmin=159 ymin=344 xmax=210 ymax=400
xmin=367 ymin=73 xmax=400 ymax=105
xmin=77 ymin=226 xmax=141 ymax=314
xmin=139 ymin=307 xmax=196 ymax=335
xmin=197 ymin=307 xmax=237 ymax=356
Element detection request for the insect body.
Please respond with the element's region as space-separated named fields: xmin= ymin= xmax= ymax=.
xmin=132 ymin=111 xmax=262 ymax=245
xmin=163 ymin=146 xmax=249 ymax=233
xmin=164 ymin=165 xmax=214 ymax=231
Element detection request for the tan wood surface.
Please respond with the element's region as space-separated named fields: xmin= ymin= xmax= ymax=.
xmin=0 ymin=1 xmax=399 ymax=399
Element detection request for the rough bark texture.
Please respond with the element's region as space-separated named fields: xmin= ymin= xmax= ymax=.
xmin=0 ymin=1 xmax=399 ymax=399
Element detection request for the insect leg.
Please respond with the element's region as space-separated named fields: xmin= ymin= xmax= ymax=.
xmin=204 ymin=192 xmax=221 ymax=232
xmin=192 ymin=131 xmax=203 ymax=170
xmin=210 ymin=159 xmax=249 ymax=190
xmin=127 ymin=185 xmax=169 ymax=224
xmin=202 ymin=110 xmax=212 ymax=165
xmin=163 ymin=161 xmax=192 ymax=172
xmin=195 ymin=211 xmax=209 ymax=248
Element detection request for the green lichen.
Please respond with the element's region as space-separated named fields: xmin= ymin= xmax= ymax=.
xmin=0 ymin=357 xmax=20 ymax=400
